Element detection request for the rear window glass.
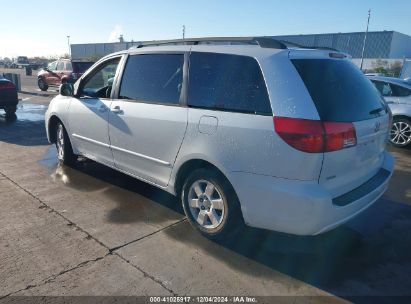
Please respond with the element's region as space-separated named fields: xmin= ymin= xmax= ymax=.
xmin=72 ymin=62 xmax=94 ymax=73
xmin=188 ymin=52 xmax=272 ymax=115
xmin=292 ymin=59 xmax=386 ymax=122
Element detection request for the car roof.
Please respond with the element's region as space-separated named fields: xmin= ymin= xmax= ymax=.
xmin=368 ymin=75 xmax=411 ymax=88
xmin=103 ymin=37 xmax=348 ymax=61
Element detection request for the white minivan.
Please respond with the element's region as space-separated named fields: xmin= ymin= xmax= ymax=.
xmin=45 ymin=37 xmax=394 ymax=239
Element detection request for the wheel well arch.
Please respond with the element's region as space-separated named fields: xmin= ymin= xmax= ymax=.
xmin=392 ymin=114 xmax=411 ymax=121
xmin=48 ymin=115 xmax=62 ymax=143
xmin=174 ymin=159 xmax=234 ymax=198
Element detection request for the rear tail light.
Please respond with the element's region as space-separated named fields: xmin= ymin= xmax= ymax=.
xmin=0 ymin=82 xmax=16 ymax=89
xmin=274 ymin=117 xmax=356 ymax=153
xmin=323 ymin=121 xmax=357 ymax=152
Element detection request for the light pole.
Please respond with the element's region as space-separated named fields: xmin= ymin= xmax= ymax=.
xmin=67 ymin=35 xmax=71 ymax=58
xmin=182 ymin=25 xmax=185 ymax=39
xmin=360 ymin=9 xmax=371 ymax=71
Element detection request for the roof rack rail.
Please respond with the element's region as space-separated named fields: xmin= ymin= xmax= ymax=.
xmin=308 ymin=46 xmax=340 ymax=52
xmin=131 ymin=37 xmax=288 ymax=50
xmin=278 ymin=40 xmax=340 ymax=52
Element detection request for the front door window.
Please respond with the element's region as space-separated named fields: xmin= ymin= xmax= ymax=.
xmin=81 ymin=58 xmax=120 ymax=99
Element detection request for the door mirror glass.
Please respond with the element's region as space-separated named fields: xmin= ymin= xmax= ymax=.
xmin=60 ymin=83 xmax=73 ymax=96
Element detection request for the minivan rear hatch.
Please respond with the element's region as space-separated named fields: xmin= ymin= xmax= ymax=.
xmin=291 ymin=56 xmax=390 ymax=198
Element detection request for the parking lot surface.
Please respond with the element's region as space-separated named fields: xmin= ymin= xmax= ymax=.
xmin=1 ymin=70 xmax=411 ymax=302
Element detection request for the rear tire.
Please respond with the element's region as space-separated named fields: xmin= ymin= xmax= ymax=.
xmin=56 ymin=122 xmax=76 ymax=165
xmin=38 ymin=77 xmax=48 ymax=91
xmin=390 ymin=117 xmax=411 ymax=148
xmin=4 ymin=105 xmax=17 ymax=117
xmin=181 ymin=168 xmax=244 ymax=240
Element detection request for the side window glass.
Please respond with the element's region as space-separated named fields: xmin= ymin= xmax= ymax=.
xmin=372 ymin=81 xmax=384 ymax=94
xmin=66 ymin=62 xmax=73 ymax=71
xmin=390 ymin=84 xmax=411 ymax=97
xmin=119 ymin=54 xmax=184 ymax=105
xmin=81 ymin=58 xmax=120 ymax=98
xmin=57 ymin=61 xmax=65 ymax=71
xmin=382 ymin=82 xmax=392 ymax=97
xmin=188 ymin=52 xmax=271 ymax=115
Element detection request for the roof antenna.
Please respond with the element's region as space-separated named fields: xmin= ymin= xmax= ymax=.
xmin=182 ymin=25 xmax=186 ymax=39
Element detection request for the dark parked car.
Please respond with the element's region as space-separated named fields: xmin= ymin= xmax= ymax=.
xmin=37 ymin=59 xmax=94 ymax=91
xmin=0 ymin=76 xmax=18 ymax=117
xmin=10 ymin=56 xmax=30 ymax=69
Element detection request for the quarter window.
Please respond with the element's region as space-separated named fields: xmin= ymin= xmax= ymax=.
xmin=119 ymin=54 xmax=184 ymax=105
xmin=188 ymin=52 xmax=271 ymax=115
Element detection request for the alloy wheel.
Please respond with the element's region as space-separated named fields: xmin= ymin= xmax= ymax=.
xmin=390 ymin=121 xmax=411 ymax=146
xmin=187 ymin=179 xmax=225 ymax=229
xmin=57 ymin=124 xmax=65 ymax=161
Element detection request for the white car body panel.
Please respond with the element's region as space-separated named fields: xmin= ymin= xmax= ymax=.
xmin=45 ymin=42 xmax=394 ymax=236
xmin=68 ymin=97 xmax=114 ymax=166
xmin=319 ymin=114 xmax=390 ymax=197
xmin=108 ymin=100 xmax=188 ymax=187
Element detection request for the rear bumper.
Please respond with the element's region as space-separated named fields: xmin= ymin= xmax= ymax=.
xmin=229 ymin=151 xmax=394 ymax=235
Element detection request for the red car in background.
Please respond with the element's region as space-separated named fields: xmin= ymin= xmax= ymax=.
xmin=0 ymin=76 xmax=18 ymax=118
xmin=37 ymin=59 xmax=94 ymax=91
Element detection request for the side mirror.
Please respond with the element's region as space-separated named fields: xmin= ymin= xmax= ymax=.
xmin=59 ymin=83 xmax=74 ymax=97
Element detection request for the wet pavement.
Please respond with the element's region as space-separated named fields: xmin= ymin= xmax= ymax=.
xmin=0 ymin=103 xmax=48 ymax=146
xmin=1 ymin=101 xmax=411 ymax=302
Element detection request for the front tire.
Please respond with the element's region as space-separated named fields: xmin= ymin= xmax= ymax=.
xmin=56 ymin=122 xmax=76 ymax=165
xmin=390 ymin=117 xmax=411 ymax=148
xmin=38 ymin=77 xmax=48 ymax=91
xmin=181 ymin=168 xmax=244 ymax=240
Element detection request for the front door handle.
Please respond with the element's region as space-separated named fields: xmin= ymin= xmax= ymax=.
xmin=111 ymin=105 xmax=123 ymax=114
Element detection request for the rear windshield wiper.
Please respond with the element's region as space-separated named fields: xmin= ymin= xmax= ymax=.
xmin=369 ymin=107 xmax=384 ymax=115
